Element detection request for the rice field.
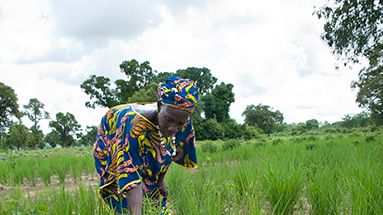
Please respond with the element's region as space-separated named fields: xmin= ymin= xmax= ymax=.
xmin=0 ymin=131 xmax=382 ymax=214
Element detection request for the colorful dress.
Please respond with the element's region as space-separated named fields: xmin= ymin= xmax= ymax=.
xmin=93 ymin=104 xmax=197 ymax=212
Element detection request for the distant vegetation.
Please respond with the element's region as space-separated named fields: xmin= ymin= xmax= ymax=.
xmin=0 ymin=58 xmax=381 ymax=150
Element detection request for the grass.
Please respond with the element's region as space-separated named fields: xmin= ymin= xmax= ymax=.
xmin=0 ymin=131 xmax=382 ymax=214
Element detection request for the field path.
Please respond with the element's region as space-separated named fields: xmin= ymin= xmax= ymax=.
xmin=0 ymin=174 xmax=99 ymax=200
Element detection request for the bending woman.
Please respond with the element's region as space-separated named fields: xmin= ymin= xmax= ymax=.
xmin=93 ymin=76 xmax=199 ymax=214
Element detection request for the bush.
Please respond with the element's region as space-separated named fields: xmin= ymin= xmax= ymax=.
xmin=353 ymin=140 xmax=361 ymax=146
xmin=307 ymin=135 xmax=318 ymax=141
xmin=272 ymin=138 xmax=282 ymax=145
xmin=195 ymin=119 xmax=224 ymax=140
xmin=255 ymin=140 xmax=266 ymax=147
xmin=305 ymin=143 xmax=315 ymax=151
xmin=365 ymin=134 xmax=376 ymax=143
xmin=200 ymin=141 xmax=218 ymax=153
xmin=222 ymin=139 xmax=241 ymax=151
xmin=222 ymin=119 xmax=243 ymax=139
xmin=241 ymin=125 xmax=261 ymax=140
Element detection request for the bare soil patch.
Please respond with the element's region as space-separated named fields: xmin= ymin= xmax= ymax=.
xmin=0 ymin=174 xmax=99 ymax=200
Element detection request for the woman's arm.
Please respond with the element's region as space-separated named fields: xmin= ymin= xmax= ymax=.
xmin=126 ymin=184 xmax=143 ymax=215
xmin=157 ymin=172 xmax=168 ymax=197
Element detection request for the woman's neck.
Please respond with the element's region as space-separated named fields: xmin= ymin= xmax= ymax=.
xmin=133 ymin=104 xmax=158 ymax=126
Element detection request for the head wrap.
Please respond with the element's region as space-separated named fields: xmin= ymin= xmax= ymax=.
xmin=158 ymin=76 xmax=199 ymax=112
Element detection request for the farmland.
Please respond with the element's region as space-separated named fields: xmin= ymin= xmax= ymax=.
xmin=0 ymin=130 xmax=382 ymax=215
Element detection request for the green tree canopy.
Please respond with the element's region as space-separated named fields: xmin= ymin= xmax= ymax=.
xmin=202 ymin=82 xmax=235 ymax=122
xmin=0 ymin=82 xmax=22 ymax=133
xmin=81 ymin=61 xmax=220 ymax=109
xmin=127 ymin=82 xmax=158 ymax=103
xmin=195 ymin=118 xmax=224 ymax=140
xmin=305 ymin=119 xmax=319 ymax=130
xmin=352 ymin=67 xmax=383 ymax=125
xmin=78 ymin=125 xmax=98 ymax=146
xmin=80 ymin=75 xmax=120 ymax=108
xmin=119 ymin=59 xmax=155 ymax=94
xmin=23 ymin=98 xmax=50 ymax=131
xmin=315 ymin=1 xmax=383 ymax=125
xmin=49 ymin=112 xmax=81 ymax=147
xmin=175 ymin=67 xmax=218 ymax=95
xmin=45 ymin=130 xmax=60 ymax=148
xmin=341 ymin=111 xmax=372 ymax=128
xmin=81 ymin=59 xmax=157 ymax=108
xmin=242 ymin=104 xmax=284 ymax=135
xmin=6 ymin=123 xmax=31 ymax=150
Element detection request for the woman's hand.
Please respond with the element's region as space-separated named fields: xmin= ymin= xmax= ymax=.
xmin=157 ymin=180 xmax=168 ymax=197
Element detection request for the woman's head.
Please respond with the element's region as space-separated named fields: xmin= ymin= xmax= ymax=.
xmin=157 ymin=104 xmax=190 ymax=137
xmin=156 ymin=76 xmax=199 ymax=137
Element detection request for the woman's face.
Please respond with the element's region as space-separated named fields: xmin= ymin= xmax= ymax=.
xmin=157 ymin=104 xmax=191 ymax=137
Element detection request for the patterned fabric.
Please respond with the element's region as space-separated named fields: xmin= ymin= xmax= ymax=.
xmin=93 ymin=104 xmax=197 ymax=213
xmin=158 ymin=76 xmax=199 ymax=112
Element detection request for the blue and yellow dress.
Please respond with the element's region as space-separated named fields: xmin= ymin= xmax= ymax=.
xmin=93 ymin=104 xmax=197 ymax=212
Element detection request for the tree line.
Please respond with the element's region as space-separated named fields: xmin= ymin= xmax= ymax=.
xmin=0 ymin=83 xmax=97 ymax=149
xmin=0 ymin=58 xmax=379 ymax=150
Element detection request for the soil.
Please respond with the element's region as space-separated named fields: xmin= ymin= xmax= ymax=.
xmin=0 ymin=174 xmax=99 ymax=200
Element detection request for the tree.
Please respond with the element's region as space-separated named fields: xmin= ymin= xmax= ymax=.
xmin=23 ymin=98 xmax=50 ymax=131
xmin=352 ymin=67 xmax=383 ymax=125
xmin=242 ymin=104 xmax=284 ymax=135
xmin=315 ymin=1 xmax=383 ymax=125
xmin=81 ymin=59 xmax=157 ymax=108
xmin=305 ymin=119 xmax=319 ymax=130
xmin=6 ymin=123 xmax=31 ymax=150
xmin=195 ymin=118 xmax=224 ymax=140
xmin=80 ymin=75 xmax=120 ymax=108
xmin=175 ymin=67 xmax=217 ymax=95
xmin=78 ymin=125 xmax=98 ymax=146
xmin=0 ymin=82 xmax=22 ymax=133
xmin=127 ymin=82 xmax=158 ymax=103
xmin=341 ymin=111 xmax=372 ymax=128
xmin=202 ymin=82 xmax=235 ymax=122
xmin=45 ymin=130 xmax=61 ymax=148
xmin=221 ymin=119 xmax=244 ymax=139
xmin=49 ymin=112 xmax=81 ymax=147
xmin=29 ymin=130 xmax=45 ymax=149
xmin=23 ymin=98 xmax=50 ymax=148
xmin=119 ymin=59 xmax=155 ymax=95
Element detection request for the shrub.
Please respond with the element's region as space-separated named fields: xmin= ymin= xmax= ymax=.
xmin=201 ymin=141 xmax=218 ymax=153
xmin=305 ymin=143 xmax=315 ymax=151
xmin=196 ymin=119 xmax=224 ymax=140
xmin=307 ymin=135 xmax=318 ymax=141
xmin=255 ymin=140 xmax=266 ymax=147
xmin=241 ymin=125 xmax=261 ymax=140
xmin=272 ymin=138 xmax=282 ymax=145
xmin=365 ymin=134 xmax=376 ymax=143
xmin=353 ymin=140 xmax=361 ymax=146
xmin=222 ymin=139 xmax=241 ymax=151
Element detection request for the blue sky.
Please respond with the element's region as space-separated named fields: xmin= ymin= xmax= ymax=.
xmin=0 ymin=0 xmax=364 ymax=133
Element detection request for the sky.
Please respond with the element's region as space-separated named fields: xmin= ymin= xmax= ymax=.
xmin=0 ymin=0 xmax=365 ymax=133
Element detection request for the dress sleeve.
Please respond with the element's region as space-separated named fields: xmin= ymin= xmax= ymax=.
xmin=172 ymin=119 xmax=198 ymax=168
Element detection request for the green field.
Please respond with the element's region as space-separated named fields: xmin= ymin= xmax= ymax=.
xmin=0 ymin=131 xmax=382 ymax=215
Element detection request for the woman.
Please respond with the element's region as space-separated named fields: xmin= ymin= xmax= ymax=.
xmin=93 ymin=76 xmax=199 ymax=214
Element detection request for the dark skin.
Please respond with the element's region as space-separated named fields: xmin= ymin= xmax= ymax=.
xmin=126 ymin=102 xmax=192 ymax=215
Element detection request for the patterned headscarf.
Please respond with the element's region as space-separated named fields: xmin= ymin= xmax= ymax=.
xmin=158 ymin=76 xmax=199 ymax=112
